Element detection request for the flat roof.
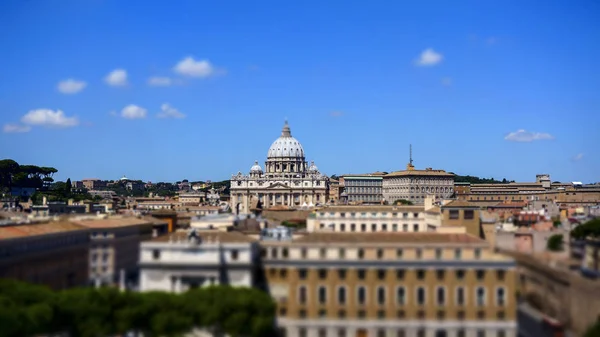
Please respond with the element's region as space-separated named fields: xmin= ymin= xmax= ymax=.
xmin=316 ymin=205 xmax=424 ymax=213
xmin=0 ymin=221 xmax=86 ymax=239
xmin=149 ymin=230 xmax=254 ymax=243
xmin=70 ymin=217 xmax=154 ymax=229
xmin=385 ymin=170 xmax=454 ymax=178
xmin=292 ymin=232 xmax=486 ymax=245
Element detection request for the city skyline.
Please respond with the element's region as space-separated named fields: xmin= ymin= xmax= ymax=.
xmin=1 ymin=1 xmax=598 ymax=183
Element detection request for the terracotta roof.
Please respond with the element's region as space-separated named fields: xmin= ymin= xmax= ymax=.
xmin=292 ymin=232 xmax=485 ymax=245
xmin=0 ymin=221 xmax=86 ymax=239
xmin=317 ymin=205 xmax=424 ymax=213
xmin=150 ymin=230 xmax=254 ymax=243
xmin=489 ymin=201 xmax=528 ymax=208
xmin=70 ymin=217 xmax=154 ymax=229
xmin=141 ymin=216 xmax=169 ymax=225
xmin=385 ymin=169 xmax=454 ymax=178
xmin=442 ymin=200 xmax=480 ymax=208
xmin=424 ymin=206 xmax=441 ymax=215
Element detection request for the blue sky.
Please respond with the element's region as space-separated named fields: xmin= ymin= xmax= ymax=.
xmin=1 ymin=0 xmax=599 ymax=183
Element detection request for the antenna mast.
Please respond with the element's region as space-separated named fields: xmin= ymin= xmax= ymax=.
xmin=409 ymin=144 xmax=413 ymax=166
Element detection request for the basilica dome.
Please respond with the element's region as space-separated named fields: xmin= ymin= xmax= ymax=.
xmin=250 ymin=161 xmax=263 ymax=173
xmin=267 ymin=121 xmax=305 ymax=159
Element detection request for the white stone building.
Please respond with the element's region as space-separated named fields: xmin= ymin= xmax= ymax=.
xmin=230 ymin=121 xmax=329 ymax=214
xmin=306 ymin=206 xmax=428 ymax=233
xmin=139 ymin=230 xmax=258 ymax=292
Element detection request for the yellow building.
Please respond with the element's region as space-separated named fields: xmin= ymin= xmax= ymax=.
xmin=260 ymin=232 xmax=516 ymax=337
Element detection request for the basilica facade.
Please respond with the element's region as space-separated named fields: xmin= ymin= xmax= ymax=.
xmin=230 ymin=121 xmax=329 ymax=214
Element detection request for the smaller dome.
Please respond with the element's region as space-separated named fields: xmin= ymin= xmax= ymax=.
xmin=250 ymin=161 xmax=263 ymax=173
xmin=308 ymin=160 xmax=319 ymax=173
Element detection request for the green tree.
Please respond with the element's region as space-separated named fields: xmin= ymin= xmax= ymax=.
xmin=0 ymin=159 xmax=20 ymax=190
xmin=0 ymin=279 xmax=55 ymax=337
xmin=546 ymin=234 xmax=564 ymax=251
xmin=583 ymin=320 xmax=600 ymax=337
xmin=571 ymin=218 xmax=600 ymax=240
xmin=0 ymin=279 xmax=276 ymax=337
xmin=394 ymin=199 xmax=414 ymax=205
xmin=65 ymin=178 xmax=72 ymax=196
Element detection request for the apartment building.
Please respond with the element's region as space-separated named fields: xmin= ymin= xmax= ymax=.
xmin=71 ymin=216 xmax=155 ymax=287
xmin=423 ymin=200 xmax=483 ymax=239
xmin=306 ymin=206 xmax=427 ymax=233
xmin=455 ymin=175 xmax=600 ymax=207
xmin=261 ymin=232 xmax=516 ymax=337
xmin=138 ymin=230 xmax=258 ymax=292
xmin=382 ymin=163 xmax=455 ymax=205
xmin=81 ymin=178 xmax=107 ymax=190
xmin=339 ymin=174 xmax=385 ymax=205
xmin=503 ymin=249 xmax=600 ymax=336
xmin=0 ymin=220 xmax=90 ymax=289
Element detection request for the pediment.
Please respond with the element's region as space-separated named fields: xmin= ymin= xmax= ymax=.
xmin=266 ymin=182 xmax=292 ymax=190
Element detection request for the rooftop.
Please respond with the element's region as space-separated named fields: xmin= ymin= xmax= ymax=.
xmin=442 ymin=200 xmax=480 ymax=209
xmin=292 ymin=232 xmax=486 ymax=245
xmin=70 ymin=216 xmax=155 ymax=229
xmin=316 ymin=205 xmax=424 ymax=213
xmin=424 ymin=206 xmax=441 ymax=215
xmin=385 ymin=169 xmax=454 ymax=178
xmin=149 ymin=230 xmax=255 ymax=243
xmin=0 ymin=221 xmax=86 ymax=239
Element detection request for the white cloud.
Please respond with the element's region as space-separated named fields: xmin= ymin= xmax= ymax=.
xmin=441 ymin=77 xmax=452 ymax=86
xmin=57 ymin=79 xmax=87 ymax=94
xmin=572 ymin=153 xmax=584 ymax=161
xmin=148 ymin=76 xmax=173 ymax=86
xmin=3 ymin=124 xmax=31 ymax=133
xmin=174 ymin=57 xmax=216 ymax=77
xmin=415 ymin=48 xmax=443 ymax=66
xmin=104 ymin=69 xmax=128 ymax=86
xmin=504 ymin=129 xmax=554 ymax=142
xmin=121 ymin=104 xmax=147 ymax=119
xmin=21 ymin=109 xmax=78 ymax=127
xmin=157 ymin=103 xmax=185 ymax=119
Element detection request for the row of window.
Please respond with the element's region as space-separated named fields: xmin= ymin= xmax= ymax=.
xmin=272 ymin=269 xmax=503 ymax=281
xmin=383 ymin=187 xmax=453 ymax=194
xmin=319 ymin=223 xmax=421 ymax=232
xmin=319 ymin=212 xmax=420 ymax=218
xmin=264 ymin=247 xmax=483 ymax=260
xmin=287 ymin=308 xmax=506 ymax=322
xmin=296 ymin=285 xmax=506 ymax=307
xmin=295 ymin=328 xmax=506 ymax=337
xmin=384 ymin=177 xmax=454 ymax=185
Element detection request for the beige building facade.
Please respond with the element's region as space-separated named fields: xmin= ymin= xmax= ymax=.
xmin=383 ymin=160 xmax=455 ymax=205
xmin=230 ymin=121 xmax=328 ymax=214
xmin=261 ymin=232 xmax=517 ymax=337
xmin=71 ymin=216 xmax=154 ymax=287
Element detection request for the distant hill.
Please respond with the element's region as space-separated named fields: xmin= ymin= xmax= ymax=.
xmin=450 ymin=173 xmax=514 ymax=184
